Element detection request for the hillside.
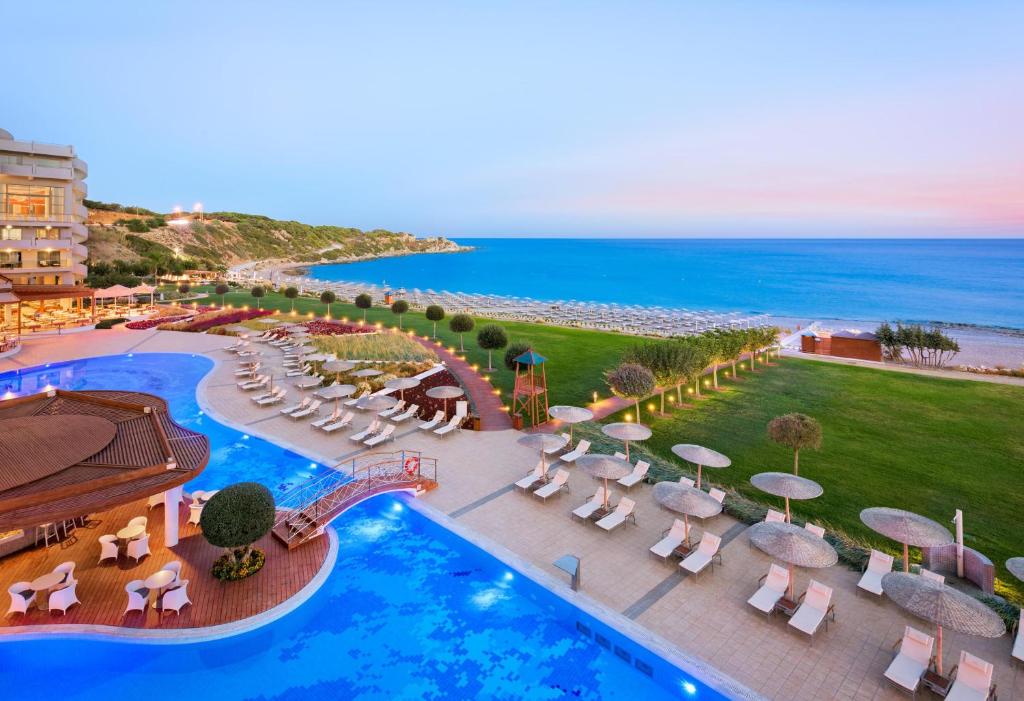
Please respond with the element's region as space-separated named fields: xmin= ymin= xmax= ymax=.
xmin=83 ymin=200 xmax=464 ymax=273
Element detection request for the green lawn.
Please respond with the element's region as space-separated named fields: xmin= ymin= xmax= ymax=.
xmin=602 ymin=357 xmax=1024 ymax=600
xmin=193 ymin=287 xmax=636 ymax=407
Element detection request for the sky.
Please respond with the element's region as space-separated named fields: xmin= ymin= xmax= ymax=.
xmin=5 ymin=1 xmax=1023 ymax=238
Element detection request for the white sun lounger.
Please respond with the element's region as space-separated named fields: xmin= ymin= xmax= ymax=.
xmin=571 ymin=489 xmax=604 ymax=521
xmin=559 ymin=439 xmax=590 ymax=464
xmin=350 ymin=420 xmax=381 ymax=442
xmin=617 ymin=461 xmax=649 ymax=490
xmin=946 ymin=651 xmax=996 ymax=701
xmin=250 ymin=387 xmax=277 ymax=402
xmin=765 ymin=509 xmax=786 ymax=523
xmin=884 ymin=626 xmax=934 ymax=695
xmin=708 ymin=488 xmax=726 ymax=504
xmin=419 ymin=410 xmax=445 ymax=431
xmin=534 ymin=469 xmax=569 ymax=500
xmin=321 ymin=412 xmax=355 ymax=433
xmin=857 ymin=550 xmax=893 ymax=597
xmin=254 ymin=388 xmax=287 ymax=406
xmin=681 ymin=532 xmax=723 ymax=578
xmin=434 ymin=413 xmax=464 ymax=436
xmin=514 ymin=463 xmax=545 ymax=491
xmin=286 ymin=365 xmax=311 ymax=378
xmin=804 ymin=523 xmax=825 ymax=538
xmin=788 ymin=579 xmax=835 ymax=638
xmin=379 ymin=399 xmax=405 ymax=418
xmin=280 ymin=397 xmax=310 ymax=415
xmin=310 ymin=408 xmax=341 ymax=429
xmin=1014 ymin=619 xmax=1024 ymax=664
xmin=365 ymin=423 xmax=396 ymax=447
xmin=237 ymin=375 xmax=268 ymax=390
xmin=391 ymin=403 xmax=419 ymax=422
xmin=235 ymin=364 xmax=260 ymax=376
xmin=596 ymin=497 xmax=636 ymax=531
xmin=345 ymin=390 xmax=369 ymax=407
xmin=290 ymin=399 xmax=322 ymax=420
xmin=650 ymin=519 xmax=688 ymax=560
xmin=748 ymin=564 xmax=790 ymax=615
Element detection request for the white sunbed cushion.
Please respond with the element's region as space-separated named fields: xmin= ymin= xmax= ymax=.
xmin=788 ymin=603 xmax=826 ymax=635
xmin=533 ymin=481 xmax=560 ymax=499
xmin=884 ymin=654 xmax=927 ymax=692
xmin=681 ymin=551 xmax=711 ymax=575
xmin=597 ymin=513 xmax=625 ymax=530
xmin=515 ymin=473 xmax=541 ymax=490
xmin=650 ymin=535 xmax=682 ymax=559
xmin=1014 ymin=626 xmax=1024 ymax=662
xmin=572 ymin=500 xmax=601 ymax=520
xmin=946 ymin=686 xmax=987 ymax=701
xmin=857 ymin=569 xmax=885 ymax=596
xmin=747 ymin=585 xmax=783 ymax=614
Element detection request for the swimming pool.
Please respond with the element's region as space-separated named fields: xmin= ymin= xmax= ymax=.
xmin=0 ymin=354 xmax=730 ymax=700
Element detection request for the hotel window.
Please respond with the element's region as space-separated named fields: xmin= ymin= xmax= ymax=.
xmin=0 ymin=251 xmax=22 ymax=268
xmin=37 ymin=250 xmax=62 ymax=267
xmin=35 ymin=227 xmax=59 ymax=240
xmin=0 ymin=184 xmax=65 ymax=220
xmin=1 ymin=227 xmax=22 ymax=241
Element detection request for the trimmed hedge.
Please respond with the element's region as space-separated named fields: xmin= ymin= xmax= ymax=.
xmin=95 ymin=317 xmax=127 ymax=329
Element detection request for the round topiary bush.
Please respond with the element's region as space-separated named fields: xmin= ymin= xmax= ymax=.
xmin=200 ymin=482 xmax=276 ymax=581
xmin=449 ymin=313 xmax=474 ymax=351
xmin=425 ymin=304 xmax=445 ymax=338
xmin=476 ymin=323 xmax=508 ymax=371
xmin=503 ymin=342 xmax=532 ymax=371
xmin=391 ymin=299 xmax=409 ymax=328
xmin=355 ymin=292 xmax=373 ymax=321
xmin=250 ymin=285 xmax=266 ymax=309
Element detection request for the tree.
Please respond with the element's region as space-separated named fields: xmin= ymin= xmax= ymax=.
xmin=391 ymin=299 xmax=409 ymax=329
xmin=623 ymin=341 xmax=689 ymax=414
xmin=742 ymin=327 xmax=762 ymax=372
xmin=214 ymin=282 xmax=230 ymax=307
xmin=425 ymin=305 xmax=445 ymax=339
xmin=320 ymin=290 xmax=336 ymax=317
xmin=354 ymin=293 xmax=373 ymax=322
xmin=671 ymin=340 xmax=707 ymax=404
xmin=200 ymin=482 xmax=276 ymax=568
xmin=606 ymin=363 xmax=655 ymax=421
xmin=504 ymin=341 xmax=532 ymax=371
xmin=449 ymin=313 xmax=475 ymax=351
xmin=177 ymin=282 xmax=191 ymax=295
xmin=477 ymin=323 xmax=508 ymax=371
xmin=702 ymin=332 xmax=728 ymax=390
xmin=767 ymin=413 xmax=822 ymax=475
xmin=283 ymin=286 xmax=299 ymax=312
xmin=250 ymin=285 xmax=265 ymax=309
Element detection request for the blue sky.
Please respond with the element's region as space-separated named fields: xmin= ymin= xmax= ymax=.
xmin=5 ymin=1 xmax=1022 ymax=238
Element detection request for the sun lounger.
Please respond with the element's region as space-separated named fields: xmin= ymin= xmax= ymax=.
xmin=765 ymin=509 xmax=786 ymax=523
xmin=571 ymin=489 xmax=604 ymax=521
xmin=250 ymin=387 xmax=277 ymax=401
xmin=884 ymin=626 xmax=934 ymax=695
xmin=544 ymin=433 xmax=570 ymax=456
xmin=1014 ymin=619 xmax=1024 ymax=664
xmin=748 ymin=564 xmax=790 ymax=615
xmin=804 ymin=523 xmax=825 ymax=538
xmin=650 ymin=519 xmax=688 ymax=560
xmin=617 ymin=460 xmax=649 ymax=490
xmin=514 ymin=463 xmax=545 ymax=491
xmin=379 ymin=399 xmax=405 ymax=418
xmin=788 ymin=579 xmax=835 ymax=638
xmin=418 ymin=410 xmax=445 ymax=431
xmin=320 ymin=412 xmax=355 ymax=433
xmin=235 ymin=364 xmax=260 ymax=376
xmin=559 ymin=439 xmax=590 ymax=464
xmin=434 ymin=413 xmax=464 ymax=436
xmin=280 ymin=397 xmax=310 ymax=415
xmin=708 ymin=488 xmax=726 ymax=504
xmin=857 ymin=549 xmax=894 ymax=597
xmin=237 ymin=375 xmax=269 ymax=391
xmin=391 ymin=403 xmax=419 ymax=422
xmin=681 ymin=532 xmax=723 ymax=578
xmin=290 ymin=399 xmax=322 ymax=420
xmin=349 ymin=420 xmax=381 ymax=442
xmin=345 ymin=390 xmax=369 ymax=407
xmin=365 ymin=423 xmax=396 ymax=447
xmin=946 ymin=651 xmax=996 ymax=701
xmin=533 ymin=469 xmax=569 ymax=500
xmin=678 ymin=476 xmax=695 ymax=488
xmin=286 ymin=365 xmax=311 ymax=378
xmin=254 ymin=388 xmax=287 ymax=406
xmin=596 ymin=497 xmax=636 ymax=531
xmin=311 ymin=408 xmax=341 ymax=429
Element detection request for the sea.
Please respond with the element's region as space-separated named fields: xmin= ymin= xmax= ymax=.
xmin=305 ymin=239 xmax=1024 ymax=330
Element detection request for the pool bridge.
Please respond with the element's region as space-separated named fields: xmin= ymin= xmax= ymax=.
xmin=272 ymin=449 xmax=438 ymax=549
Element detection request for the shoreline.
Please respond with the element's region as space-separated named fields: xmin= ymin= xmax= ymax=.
xmin=229 ymin=245 xmax=473 ymax=281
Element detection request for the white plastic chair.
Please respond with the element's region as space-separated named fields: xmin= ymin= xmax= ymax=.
xmin=6 ymin=582 xmax=35 ymax=617
xmin=127 ymin=534 xmax=151 ymax=562
xmin=48 ymin=583 xmax=80 ymax=615
xmin=123 ymin=579 xmax=148 ymax=615
xmin=857 ymin=549 xmax=894 ymax=596
xmin=98 ymin=535 xmax=119 ymax=564
xmin=127 ymin=516 xmax=148 ymax=530
xmin=162 ymin=560 xmax=183 ymax=584
xmin=161 ymin=580 xmax=192 ymax=615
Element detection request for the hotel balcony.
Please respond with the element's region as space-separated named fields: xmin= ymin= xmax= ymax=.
xmin=0 ymin=162 xmax=75 ymax=180
xmin=0 ymin=138 xmax=75 ymax=159
xmin=72 ymin=179 xmax=87 ymax=196
xmin=0 ymin=238 xmax=74 ymax=252
xmin=72 ymin=157 xmax=88 ymax=178
xmin=0 ymin=212 xmax=82 ymax=226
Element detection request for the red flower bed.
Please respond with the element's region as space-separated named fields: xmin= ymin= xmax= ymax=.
xmin=125 ymin=315 xmax=192 ymax=330
xmin=177 ymin=309 xmax=272 ymax=333
xmin=398 ymin=369 xmax=468 ymax=421
xmin=303 ymin=320 xmax=376 ymax=336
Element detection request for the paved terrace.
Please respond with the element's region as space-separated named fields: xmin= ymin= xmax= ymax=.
xmin=2 ymin=327 xmax=1022 ymax=699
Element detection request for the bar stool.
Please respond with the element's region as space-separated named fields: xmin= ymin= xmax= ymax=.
xmin=35 ymin=523 xmax=59 ymax=547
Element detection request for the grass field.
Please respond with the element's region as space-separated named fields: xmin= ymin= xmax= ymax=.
xmin=195 ymin=287 xmax=636 ymax=406
xmin=601 ymin=357 xmax=1024 ymax=599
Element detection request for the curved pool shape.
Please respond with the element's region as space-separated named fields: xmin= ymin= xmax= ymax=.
xmin=0 ymin=354 xmax=726 ymax=700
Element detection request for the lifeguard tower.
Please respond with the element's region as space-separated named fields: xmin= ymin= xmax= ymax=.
xmin=511 ymin=348 xmax=549 ymax=427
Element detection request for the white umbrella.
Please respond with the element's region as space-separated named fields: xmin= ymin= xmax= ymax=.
xmin=426 ymin=385 xmax=464 ymax=417
xmin=577 ymin=454 xmax=633 ymax=509
xmin=671 ymin=444 xmax=730 ymax=489
xmin=861 ymin=507 xmax=953 ymax=573
xmin=548 ymin=405 xmax=594 ymax=445
xmin=652 ymin=481 xmax=723 ymax=545
xmin=517 ymin=433 xmax=568 ymax=476
xmin=317 ymin=383 xmax=356 ymax=411
xmin=351 ymin=368 xmax=383 ymax=378
xmin=356 ymin=394 xmax=398 ymax=412
xmin=750 ymin=472 xmax=823 ymax=523
xmin=601 ymin=422 xmax=652 ymax=461
xmin=295 ymin=376 xmax=323 ymax=390
xmin=749 ymin=521 xmax=838 ymax=599
xmin=323 ymin=359 xmax=356 ymax=382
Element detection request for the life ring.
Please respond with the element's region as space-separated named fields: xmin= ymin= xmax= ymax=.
xmin=404 ymin=457 xmax=419 ymax=476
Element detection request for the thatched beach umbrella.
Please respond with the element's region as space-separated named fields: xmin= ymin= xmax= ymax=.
xmin=356 ymin=394 xmax=398 ymax=412
xmin=1006 ymin=558 xmax=1024 ymax=582
xmin=652 ymin=481 xmax=723 ymax=545
xmin=749 ymin=521 xmax=838 ymax=599
xmin=577 ymin=454 xmax=633 ymax=509
xmin=601 ymin=422 xmax=652 ymax=461
xmin=861 ymin=507 xmax=953 ymax=573
xmin=352 ymin=368 xmax=383 ymax=379
xmin=323 ymin=359 xmax=356 ymax=382
xmin=295 ymin=376 xmax=323 ymax=390
xmin=548 ymin=405 xmax=594 ymax=446
xmin=750 ymin=472 xmax=823 ymax=523
xmin=317 ymin=383 xmax=356 ymax=411
xmin=882 ymin=572 xmax=1005 ymax=675
xmin=385 ymin=377 xmax=420 ymax=402
xmin=517 ymin=433 xmax=568 ymax=476
xmin=303 ymin=353 xmax=332 ymax=364
xmin=426 ymin=385 xmax=464 ymax=418
xmin=671 ymin=444 xmax=731 ymax=489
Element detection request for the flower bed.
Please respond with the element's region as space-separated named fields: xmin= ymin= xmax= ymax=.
xmin=125 ymin=314 xmax=192 ymax=330
xmin=164 ymin=308 xmax=272 ymax=333
xmin=398 ymin=368 xmax=468 ymax=421
xmin=303 ymin=320 xmax=377 ymax=336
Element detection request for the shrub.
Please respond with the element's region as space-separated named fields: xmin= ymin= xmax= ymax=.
xmin=767 ymin=413 xmax=822 ymax=475
xmin=476 ymin=324 xmax=508 ymax=371
xmin=355 ymin=293 xmax=373 ymax=321
xmin=425 ymin=304 xmax=445 ymax=338
xmin=124 ymin=218 xmax=150 ymax=233
xmin=391 ymin=299 xmax=409 ymax=328
xmin=215 ymin=282 xmax=230 ymax=305
xmin=178 ymin=283 xmax=191 ymax=295
xmin=95 ymin=317 xmax=127 ymax=329
xmin=200 ymin=482 xmax=276 ymax=580
xmin=606 ymin=363 xmax=655 ymax=420
xmin=283 ymin=286 xmax=299 ymax=312
xmin=320 ymin=290 xmax=337 ymax=317
xmin=250 ymin=285 xmax=265 ymax=309
xmin=504 ymin=342 xmax=532 ymax=371
xmin=449 ymin=313 xmax=474 ymax=351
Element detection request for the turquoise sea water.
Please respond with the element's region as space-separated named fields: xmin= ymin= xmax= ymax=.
xmin=0 ymin=355 xmax=721 ymax=700
xmin=308 ymin=238 xmax=1024 ymax=329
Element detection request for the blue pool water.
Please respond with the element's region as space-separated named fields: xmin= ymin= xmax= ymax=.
xmin=0 ymin=354 xmax=723 ymax=700
xmin=309 ymin=238 xmax=1024 ymax=328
